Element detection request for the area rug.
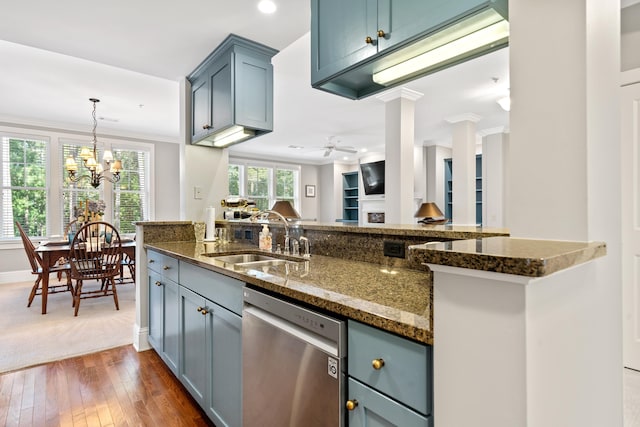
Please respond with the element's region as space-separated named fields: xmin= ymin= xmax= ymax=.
xmin=0 ymin=279 xmax=135 ymax=373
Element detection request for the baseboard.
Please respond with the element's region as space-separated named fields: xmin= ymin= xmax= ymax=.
xmin=133 ymin=324 xmax=151 ymax=352
xmin=0 ymin=270 xmax=32 ymax=284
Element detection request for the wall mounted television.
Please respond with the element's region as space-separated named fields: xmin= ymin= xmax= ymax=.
xmin=360 ymin=160 xmax=385 ymax=195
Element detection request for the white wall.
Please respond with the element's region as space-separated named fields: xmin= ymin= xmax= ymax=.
xmin=300 ymin=164 xmax=320 ymax=220
xmin=154 ymin=140 xmax=181 ymax=220
xmin=425 ymin=145 xmax=452 ymax=214
xmin=184 ymin=144 xmax=229 ymax=222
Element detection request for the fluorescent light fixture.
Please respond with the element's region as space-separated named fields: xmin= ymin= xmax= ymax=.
xmin=257 ymin=0 xmax=276 ymax=14
xmin=212 ymin=125 xmax=255 ymax=147
xmin=373 ymin=9 xmax=509 ymax=86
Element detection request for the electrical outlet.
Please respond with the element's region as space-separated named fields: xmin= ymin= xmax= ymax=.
xmin=383 ymin=240 xmax=405 ymax=258
xmin=244 ymin=229 xmax=253 ymax=240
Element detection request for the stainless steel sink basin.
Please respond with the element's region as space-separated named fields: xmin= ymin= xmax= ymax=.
xmin=209 ymin=253 xmax=300 ymax=270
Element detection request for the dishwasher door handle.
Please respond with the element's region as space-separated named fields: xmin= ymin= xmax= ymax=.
xmin=244 ymin=304 xmax=339 ymax=357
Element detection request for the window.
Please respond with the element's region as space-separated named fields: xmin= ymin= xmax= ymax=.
xmin=228 ymin=160 xmax=300 ymax=211
xmin=112 ymin=148 xmax=149 ymax=234
xmin=60 ymin=142 xmax=150 ymax=235
xmin=1 ymin=134 xmax=48 ymax=238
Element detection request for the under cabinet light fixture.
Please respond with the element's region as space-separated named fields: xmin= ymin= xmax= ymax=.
xmin=211 ymin=125 xmax=256 ymax=147
xmin=372 ymin=9 xmax=509 ymax=86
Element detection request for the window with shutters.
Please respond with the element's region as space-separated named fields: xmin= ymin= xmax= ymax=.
xmin=60 ymin=140 xmax=150 ymax=236
xmin=228 ymin=159 xmax=300 ymax=212
xmin=0 ymin=134 xmax=48 ymax=238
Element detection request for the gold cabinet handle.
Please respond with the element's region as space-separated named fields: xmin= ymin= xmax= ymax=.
xmin=365 ymin=36 xmax=374 ymax=44
xmin=377 ymin=29 xmax=386 ymax=38
xmin=197 ymin=306 xmax=208 ymax=315
xmin=203 ymin=124 xmax=212 ymax=130
xmin=154 ymin=281 xmax=161 ymax=287
xmin=372 ymin=358 xmax=385 ymax=370
xmin=346 ymin=400 xmax=358 ymax=411
xmin=163 ymin=265 xmax=170 ymax=270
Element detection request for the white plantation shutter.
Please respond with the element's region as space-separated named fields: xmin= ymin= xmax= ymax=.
xmin=1 ymin=134 xmax=48 ymax=238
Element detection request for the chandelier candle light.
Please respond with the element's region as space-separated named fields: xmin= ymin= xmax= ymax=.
xmin=65 ymin=98 xmax=122 ymax=188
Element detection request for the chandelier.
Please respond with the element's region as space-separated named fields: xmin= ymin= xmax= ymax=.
xmin=65 ymin=98 xmax=122 ymax=188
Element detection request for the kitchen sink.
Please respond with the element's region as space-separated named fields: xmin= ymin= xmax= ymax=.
xmin=208 ymin=253 xmax=301 ymax=270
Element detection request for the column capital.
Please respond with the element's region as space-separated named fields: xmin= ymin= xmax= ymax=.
xmin=445 ymin=113 xmax=482 ymax=124
xmin=478 ymin=126 xmax=509 ymax=137
xmin=376 ymin=87 xmax=424 ymax=103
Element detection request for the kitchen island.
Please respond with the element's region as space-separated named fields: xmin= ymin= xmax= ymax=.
xmin=133 ymin=221 xmax=607 ymax=426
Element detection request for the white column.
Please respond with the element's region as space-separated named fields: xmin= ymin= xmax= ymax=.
xmin=376 ymin=88 xmax=423 ymax=224
xmin=505 ymin=0 xmax=621 ymax=425
xmin=480 ymin=129 xmax=509 ymax=228
xmin=446 ymin=114 xmax=480 ymax=225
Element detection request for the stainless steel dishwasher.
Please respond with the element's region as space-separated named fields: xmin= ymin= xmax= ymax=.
xmin=242 ymin=287 xmax=346 ymax=427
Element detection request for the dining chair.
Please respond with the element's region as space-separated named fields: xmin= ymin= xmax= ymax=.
xmin=69 ymin=221 xmax=123 ymax=316
xmin=16 ymin=221 xmax=73 ymax=307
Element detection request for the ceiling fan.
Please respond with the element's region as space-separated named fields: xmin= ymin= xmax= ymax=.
xmin=322 ymin=136 xmax=357 ymax=157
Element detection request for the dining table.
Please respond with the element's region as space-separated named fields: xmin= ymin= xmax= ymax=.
xmin=35 ymin=239 xmax=136 ymax=314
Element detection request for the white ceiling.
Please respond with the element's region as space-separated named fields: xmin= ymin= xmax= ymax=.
xmin=0 ymin=1 xmax=537 ymax=165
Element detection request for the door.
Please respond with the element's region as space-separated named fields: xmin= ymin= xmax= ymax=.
xmin=311 ymin=0 xmax=377 ymax=83
xmin=180 ymin=287 xmax=207 ymax=405
xmin=209 ymin=53 xmax=233 ymax=132
xmin=148 ymin=270 xmax=163 ymax=351
xmin=190 ymin=74 xmax=210 ymax=142
xmin=163 ymin=278 xmax=180 ymax=375
xmin=622 ymin=81 xmax=640 ymax=370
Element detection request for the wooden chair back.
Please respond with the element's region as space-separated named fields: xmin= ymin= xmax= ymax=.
xmin=69 ymin=221 xmax=122 ymax=282
xmin=16 ymin=221 xmax=42 ymax=274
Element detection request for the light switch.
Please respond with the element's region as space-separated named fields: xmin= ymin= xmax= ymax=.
xmin=194 ymin=186 xmax=203 ymax=199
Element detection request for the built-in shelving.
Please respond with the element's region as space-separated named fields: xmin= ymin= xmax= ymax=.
xmin=444 ymin=155 xmax=482 ymax=225
xmin=341 ymin=171 xmax=359 ymax=223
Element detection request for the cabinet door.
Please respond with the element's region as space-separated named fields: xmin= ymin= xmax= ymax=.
xmin=179 ymin=287 xmax=208 ymax=406
xmin=148 ymin=270 xmax=163 ymax=352
xmin=347 ymin=378 xmax=432 ymax=427
xmin=311 ymin=0 xmax=377 ymax=84
xmin=207 ymin=304 xmax=242 ymax=427
xmin=190 ymin=74 xmax=210 ymax=142
xmin=209 ymin=54 xmax=233 ymax=132
xmin=235 ymin=51 xmax=273 ymax=131
xmin=163 ymin=278 xmax=180 ymax=375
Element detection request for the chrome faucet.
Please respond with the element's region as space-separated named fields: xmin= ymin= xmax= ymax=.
xmin=250 ymin=209 xmax=289 ymax=249
xmin=299 ymin=236 xmax=310 ymax=258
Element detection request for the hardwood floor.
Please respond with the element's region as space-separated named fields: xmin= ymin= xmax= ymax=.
xmin=0 ymin=345 xmax=213 ymax=427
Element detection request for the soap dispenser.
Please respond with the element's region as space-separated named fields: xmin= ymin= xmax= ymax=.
xmin=259 ymin=224 xmax=272 ymax=252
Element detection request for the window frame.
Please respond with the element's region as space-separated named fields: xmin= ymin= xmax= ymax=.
xmin=0 ymin=124 xmax=154 ymax=243
xmin=228 ymin=158 xmax=301 ymax=211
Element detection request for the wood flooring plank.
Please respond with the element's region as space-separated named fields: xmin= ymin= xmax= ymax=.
xmin=0 ymin=371 xmax=15 ymax=426
xmin=6 ymin=370 xmax=25 ymax=427
xmin=0 ymin=345 xmax=212 ymax=427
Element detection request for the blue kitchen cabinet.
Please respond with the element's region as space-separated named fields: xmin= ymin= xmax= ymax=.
xmin=188 ymin=34 xmax=277 ymax=145
xmin=347 ymin=320 xmax=433 ymax=425
xmin=179 ymin=261 xmax=243 ymax=427
xmin=311 ymin=0 xmax=508 ymax=99
xmin=147 ymin=250 xmax=179 ymax=375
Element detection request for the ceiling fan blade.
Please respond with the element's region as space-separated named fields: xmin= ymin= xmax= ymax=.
xmin=335 ymin=146 xmax=357 ymax=154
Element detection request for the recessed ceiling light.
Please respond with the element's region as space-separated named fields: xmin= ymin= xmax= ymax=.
xmin=258 ymin=0 xmax=277 ymax=14
xmin=360 ymin=148 xmax=368 ymax=153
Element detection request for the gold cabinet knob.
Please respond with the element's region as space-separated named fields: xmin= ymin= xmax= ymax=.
xmin=365 ymin=36 xmax=374 ymax=44
xmin=203 ymin=124 xmax=212 ymax=130
xmin=372 ymin=358 xmax=385 ymax=370
xmin=197 ymin=306 xmax=208 ymax=315
xmin=346 ymin=400 xmax=358 ymax=411
xmin=154 ymin=281 xmax=161 ymax=287
xmin=149 ymin=259 xmax=155 ymax=263
xmin=163 ymin=265 xmax=170 ymax=270
xmin=377 ymin=29 xmax=386 ymax=38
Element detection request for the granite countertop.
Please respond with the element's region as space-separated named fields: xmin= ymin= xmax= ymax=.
xmin=146 ymin=241 xmax=433 ymax=345
xmin=409 ymin=236 xmax=607 ymax=277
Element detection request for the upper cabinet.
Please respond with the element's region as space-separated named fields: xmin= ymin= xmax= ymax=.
xmin=188 ymin=34 xmax=278 ymax=147
xmin=311 ymin=0 xmax=509 ymax=100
